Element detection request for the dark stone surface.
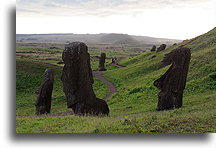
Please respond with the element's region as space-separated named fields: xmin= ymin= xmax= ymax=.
xmin=150 ymin=45 xmax=156 ymax=51
xmin=35 ymin=69 xmax=54 ymax=115
xmin=156 ymin=44 xmax=166 ymax=52
xmin=98 ymin=53 xmax=107 ymax=71
xmin=154 ymin=46 xmax=191 ymax=111
xmin=61 ymin=42 xmax=109 ymax=116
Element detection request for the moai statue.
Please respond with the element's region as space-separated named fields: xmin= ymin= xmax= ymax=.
xmin=61 ymin=42 xmax=109 ymax=116
xmin=150 ymin=45 xmax=156 ymax=52
xmin=98 ymin=53 xmax=107 ymax=71
xmin=35 ymin=69 xmax=54 ymax=115
xmin=154 ymin=46 xmax=191 ymax=111
xmin=156 ymin=44 xmax=166 ymax=52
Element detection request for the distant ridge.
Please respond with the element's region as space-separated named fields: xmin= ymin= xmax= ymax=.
xmin=16 ymin=33 xmax=182 ymax=46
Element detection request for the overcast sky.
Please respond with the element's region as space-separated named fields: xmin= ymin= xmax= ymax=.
xmin=16 ymin=0 xmax=215 ymax=39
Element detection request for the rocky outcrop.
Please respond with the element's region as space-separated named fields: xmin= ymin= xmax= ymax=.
xmin=61 ymin=42 xmax=109 ymax=116
xmin=98 ymin=53 xmax=107 ymax=71
xmin=154 ymin=46 xmax=191 ymax=111
xmin=35 ymin=69 xmax=54 ymax=115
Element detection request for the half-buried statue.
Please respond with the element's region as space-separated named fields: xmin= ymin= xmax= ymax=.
xmin=35 ymin=69 xmax=54 ymax=115
xmin=61 ymin=42 xmax=109 ymax=116
xmin=154 ymin=46 xmax=191 ymax=111
xmin=98 ymin=53 xmax=107 ymax=71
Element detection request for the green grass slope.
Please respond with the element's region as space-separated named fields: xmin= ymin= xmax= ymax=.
xmin=103 ymin=27 xmax=215 ymax=128
xmin=16 ymin=28 xmax=215 ymax=133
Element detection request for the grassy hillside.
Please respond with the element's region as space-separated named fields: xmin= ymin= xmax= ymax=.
xmin=16 ymin=28 xmax=215 ymax=133
xmin=103 ymin=27 xmax=215 ymax=126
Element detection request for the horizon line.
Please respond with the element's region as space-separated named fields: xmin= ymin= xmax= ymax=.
xmin=16 ymin=32 xmax=183 ymax=40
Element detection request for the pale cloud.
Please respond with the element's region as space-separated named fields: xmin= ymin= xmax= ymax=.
xmin=17 ymin=0 xmax=214 ymax=17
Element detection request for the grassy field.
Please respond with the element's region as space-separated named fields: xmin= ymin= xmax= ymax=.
xmin=16 ymin=28 xmax=216 ymax=133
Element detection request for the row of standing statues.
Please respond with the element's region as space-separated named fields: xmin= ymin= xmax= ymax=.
xmin=35 ymin=42 xmax=191 ymax=116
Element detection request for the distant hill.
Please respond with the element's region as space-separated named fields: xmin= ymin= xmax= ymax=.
xmin=98 ymin=33 xmax=132 ymax=44
xmin=16 ymin=33 xmax=182 ymax=46
xmin=113 ymin=37 xmax=141 ymax=46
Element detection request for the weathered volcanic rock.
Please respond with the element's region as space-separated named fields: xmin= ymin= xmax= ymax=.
xmin=35 ymin=69 xmax=54 ymax=115
xmin=98 ymin=53 xmax=107 ymax=71
xmin=150 ymin=45 xmax=156 ymax=51
xmin=61 ymin=42 xmax=109 ymax=116
xmin=154 ymin=46 xmax=191 ymax=111
xmin=156 ymin=44 xmax=166 ymax=52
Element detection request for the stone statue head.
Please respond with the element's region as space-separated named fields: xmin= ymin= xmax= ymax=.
xmin=44 ymin=69 xmax=54 ymax=81
xmin=160 ymin=46 xmax=191 ymax=68
xmin=63 ymin=42 xmax=88 ymax=64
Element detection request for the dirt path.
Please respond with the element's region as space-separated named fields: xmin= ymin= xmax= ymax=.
xmin=93 ymin=72 xmax=116 ymax=101
xmin=16 ymin=58 xmax=125 ymax=118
